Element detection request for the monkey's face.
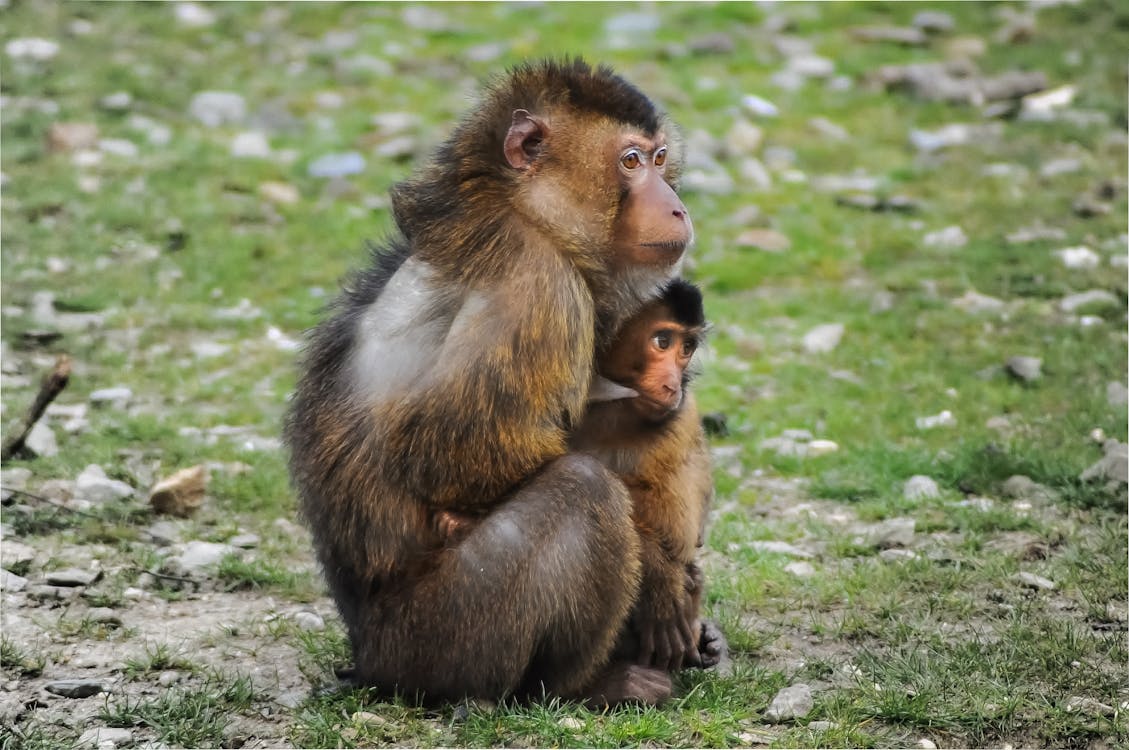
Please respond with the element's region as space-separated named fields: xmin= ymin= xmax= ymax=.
xmin=601 ymin=305 xmax=700 ymax=422
xmin=609 ymin=132 xmax=693 ymax=272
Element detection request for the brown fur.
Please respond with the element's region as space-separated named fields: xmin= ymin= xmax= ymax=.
xmin=570 ymin=289 xmax=724 ymax=673
xmin=284 ymin=60 xmax=691 ymax=706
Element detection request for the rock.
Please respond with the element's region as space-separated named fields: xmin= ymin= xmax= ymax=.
xmin=952 ymin=290 xmax=1006 ymax=313
xmin=880 ymin=549 xmax=919 ymax=562
xmin=748 ymin=541 xmax=813 ymax=559
xmin=764 ymin=684 xmax=813 ymax=722
xmin=738 ymin=158 xmax=772 ymax=190
xmin=175 ymin=1 xmax=215 ymax=27
xmin=922 ymin=225 xmax=967 ymax=249
xmin=145 ymin=520 xmax=183 ymax=546
xmin=1080 ymin=440 xmax=1128 ymax=484
xmin=99 ymin=91 xmax=132 ymax=111
xmin=1072 ymin=194 xmax=1110 ymax=218
xmin=98 ymin=138 xmax=138 ymax=158
xmin=874 ymin=62 xmax=1044 ymax=105
xmin=915 ymin=410 xmax=956 ymax=429
xmin=229 ymin=533 xmax=260 ymax=548
xmin=307 ymin=151 xmax=365 ymax=178
xmin=1040 ymin=158 xmax=1083 ymax=177
xmin=808 ymin=117 xmax=849 ymax=141
xmin=1 ymin=569 xmax=28 ymax=593
xmin=1015 ymin=571 xmax=1056 ymax=591
xmin=76 ymin=465 xmax=134 ymax=503
xmin=858 ymin=518 xmax=916 ymax=548
xmin=904 ymin=475 xmax=941 ymax=501
xmin=86 ymin=608 xmax=122 ymax=626
xmin=1006 ymin=224 xmax=1067 ymax=244
xmin=910 ymin=123 xmax=1002 ymax=153
xmin=1064 ymin=696 xmax=1114 ymax=717
xmin=158 ymin=670 xmax=182 ymax=687
xmin=189 ymin=91 xmax=246 ymax=128
xmin=259 ymin=181 xmax=300 ymax=206
xmin=89 ymin=386 xmax=133 ymax=406
xmin=47 ymin=122 xmax=99 ymax=153
xmin=807 ymin=440 xmax=839 ymax=456
xmin=171 ymin=540 xmax=234 ymax=573
xmin=688 ymin=33 xmax=735 ymax=55
xmin=25 ymin=422 xmax=58 ymax=458
xmin=77 ymin=727 xmax=133 ymax=748
xmin=46 ymin=568 xmax=100 ymax=587
xmin=1053 ymin=246 xmax=1100 ymax=269
xmin=683 ymin=169 xmax=734 ymax=194
xmin=374 ymin=135 xmax=417 ymax=161
xmin=724 ymin=119 xmax=763 ymax=156
xmin=45 ymin=679 xmax=105 ymax=698
xmin=1106 ymin=382 xmax=1127 ymax=407
xmin=1 ymin=467 xmax=31 ymax=502
xmin=230 ymin=131 xmax=270 ymax=158
xmin=6 ymin=38 xmax=60 ymax=61
xmin=149 ymin=465 xmax=208 ymax=517
xmin=916 ymin=740 xmax=938 ymax=750
xmin=1000 ymin=475 xmax=1056 ymax=502
xmin=1059 ymin=290 xmax=1118 ymax=313
xmin=1020 ymin=85 xmax=1075 ymax=118
xmin=1005 ymin=356 xmax=1042 ymax=383
xmin=291 ymin=610 xmax=325 ymax=631
xmin=783 ymin=561 xmax=816 ymax=577
xmin=401 ymin=5 xmax=450 ymax=31
xmin=741 ymin=94 xmax=779 ymax=118
xmin=852 ymin=26 xmax=928 ymax=46
xmin=802 ymin=323 xmax=844 ymax=354
xmin=736 ymin=229 xmax=791 ymax=253
xmin=912 ymin=11 xmax=954 ymax=33
xmin=558 ymin=716 xmax=584 ymax=730
xmin=28 ymin=583 xmax=81 ymax=601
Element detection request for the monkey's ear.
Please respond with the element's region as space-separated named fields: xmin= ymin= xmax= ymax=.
xmin=504 ymin=109 xmax=548 ymax=169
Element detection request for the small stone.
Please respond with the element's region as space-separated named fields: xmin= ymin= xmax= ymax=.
xmin=189 ymin=91 xmax=246 ymax=128
xmin=76 ymin=465 xmax=134 ymax=503
xmin=852 ymin=26 xmax=928 ymax=46
xmin=25 ymin=422 xmax=58 ymax=457
xmin=912 ymin=11 xmax=954 ymax=33
xmin=1006 ymin=224 xmax=1067 ymax=244
xmin=28 ymin=584 xmax=80 ymax=601
xmin=1000 ymin=475 xmax=1056 ymax=502
xmin=916 ymin=740 xmax=939 ymax=750
xmin=1015 ymin=571 xmax=1056 ymax=591
xmin=45 ymin=678 xmax=105 ymax=698
xmin=880 ymin=549 xmax=919 ymax=562
xmin=1 ymin=569 xmax=28 ymax=592
xmin=808 ymin=720 xmax=836 ymax=732
xmin=783 ymin=561 xmax=816 ymax=577
xmin=275 ymin=689 xmax=305 ymax=709
xmin=374 ymin=136 xmax=417 ymax=160
xmin=98 ymin=138 xmax=138 ymax=158
xmin=807 ymin=440 xmax=839 ymax=457
xmin=175 ymin=2 xmax=215 ymax=27
xmin=77 ymin=727 xmax=132 ymax=748
xmin=158 ymin=670 xmax=182 ymax=687
xmin=308 ymin=151 xmax=365 ymax=178
xmin=86 ymin=608 xmax=121 ymax=626
xmin=802 ymin=323 xmax=844 ymax=354
xmin=403 ymin=5 xmax=451 ymax=31
xmin=916 ymin=410 xmax=956 ymax=429
xmin=736 ymin=228 xmax=791 ymax=253
xmin=89 ymin=386 xmax=133 ymax=405
xmin=764 ymin=684 xmax=813 ymax=722
xmin=741 ymin=93 xmax=779 ymax=118
xmin=149 ymin=465 xmax=208 ymax=518
xmin=353 ymin=711 xmax=387 ymax=726
xmin=952 ymin=290 xmax=1006 ymax=313
xmin=99 ymin=91 xmax=132 ymax=111
xmin=46 ymin=568 xmax=100 ymax=587
xmin=923 ymin=225 xmax=967 ymax=249
xmin=229 ymin=533 xmax=260 ymax=548
xmin=724 ymin=119 xmax=763 ymax=156
xmin=1040 ymin=158 xmax=1083 ymax=177
xmin=859 ymin=517 xmax=916 ymax=548
xmin=1059 ymin=289 xmax=1118 ymax=313
xmin=1053 ymin=246 xmax=1100 ymax=269
xmin=808 ymin=117 xmax=849 ymax=141
xmin=1080 ymin=440 xmax=1128 ymax=484
xmin=1021 ymin=85 xmax=1076 ymax=117
xmin=6 ymin=37 xmax=60 ymax=61
xmin=688 ymin=32 xmax=735 ymax=55
xmin=1005 ymin=356 xmax=1042 ymax=383
xmin=47 ymin=122 xmax=99 ymax=153
xmin=904 ymin=475 xmax=940 ymax=501
xmin=171 ymin=540 xmax=234 ymax=572
xmin=144 ymin=520 xmax=182 ymax=546
xmin=231 ymin=131 xmax=270 ymax=158
xmin=1064 ymin=696 xmax=1114 ymax=717
xmin=1106 ymin=382 xmax=1127 ymax=407
xmin=748 ymin=540 xmax=813 ymax=559
xmin=558 ymin=717 xmax=584 ymax=730
xmin=292 ymin=610 xmax=325 ymax=631
xmin=259 ymin=181 xmax=300 ymax=206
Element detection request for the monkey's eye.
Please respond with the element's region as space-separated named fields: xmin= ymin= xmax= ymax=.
xmin=681 ymin=339 xmax=696 ymax=357
xmin=620 ymin=150 xmax=642 ymax=170
xmin=654 ymin=147 xmax=667 ymax=167
xmin=652 ymin=331 xmax=672 ymax=350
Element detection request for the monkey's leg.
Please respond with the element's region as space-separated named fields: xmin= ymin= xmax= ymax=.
xmin=352 ymin=454 xmax=642 ymax=704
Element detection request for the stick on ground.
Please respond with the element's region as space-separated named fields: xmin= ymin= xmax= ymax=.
xmin=1 ymin=354 xmax=72 ymax=462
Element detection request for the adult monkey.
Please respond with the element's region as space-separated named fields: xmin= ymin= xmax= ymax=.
xmin=285 ymin=60 xmax=694 ymax=706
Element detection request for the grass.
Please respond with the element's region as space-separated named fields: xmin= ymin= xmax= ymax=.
xmin=2 ymin=0 xmax=1127 ymax=747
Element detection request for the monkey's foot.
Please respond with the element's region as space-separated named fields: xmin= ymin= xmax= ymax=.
xmin=581 ymin=662 xmax=672 ymax=708
xmin=696 ymin=620 xmax=731 ymax=673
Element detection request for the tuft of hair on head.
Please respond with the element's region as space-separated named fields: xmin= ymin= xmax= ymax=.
xmin=659 ymin=279 xmax=706 ymax=328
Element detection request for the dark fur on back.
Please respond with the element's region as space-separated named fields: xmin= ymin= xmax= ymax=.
xmin=660 ymin=279 xmax=705 ymax=329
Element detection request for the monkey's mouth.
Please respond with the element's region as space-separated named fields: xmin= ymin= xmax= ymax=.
xmin=636 ymin=394 xmax=681 ymax=419
xmin=639 ymin=240 xmax=688 ymax=255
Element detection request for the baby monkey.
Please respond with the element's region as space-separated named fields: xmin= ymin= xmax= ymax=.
xmin=436 ymin=280 xmax=724 ymax=675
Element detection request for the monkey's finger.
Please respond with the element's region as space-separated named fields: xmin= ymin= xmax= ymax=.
xmin=638 ymin=626 xmax=656 ymax=667
xmin=655 ymin=628 xmax=673 ymax=672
